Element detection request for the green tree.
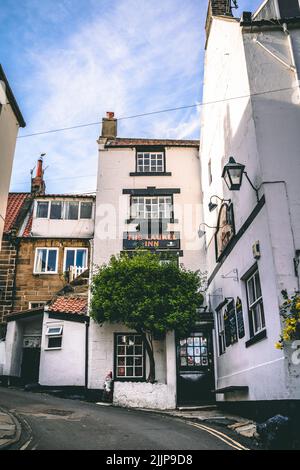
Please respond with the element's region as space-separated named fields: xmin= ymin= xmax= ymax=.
xmin=90 ymin=251 xmax=205 ymax=383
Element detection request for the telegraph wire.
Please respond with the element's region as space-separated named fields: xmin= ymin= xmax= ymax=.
xmin=17 ymin=85 xmax=298 ymax=139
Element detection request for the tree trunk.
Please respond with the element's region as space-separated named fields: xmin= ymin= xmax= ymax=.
xmin=140 ymin=332 xmax=156 ymax=383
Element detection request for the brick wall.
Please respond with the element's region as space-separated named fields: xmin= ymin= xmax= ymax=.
xmin=0 ymin=238 xmax=17 ymax=323
xmin=4 ymin=238 xmax=90 ymax=315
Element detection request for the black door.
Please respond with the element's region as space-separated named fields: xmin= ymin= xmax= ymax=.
xmin=21 ymin=348 xmax=41 ymax=385
xmin=176 ymin=330 xmax=215 ymax=406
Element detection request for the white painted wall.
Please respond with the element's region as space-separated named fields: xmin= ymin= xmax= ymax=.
xmin=3 ymin=321 xmax=24 ymax=377
xmin=39 ymin=313 xmax=87 ymax=387
xmin=88 ymin=322 xmax=177 ymax=408
xmin=0 ymin=101 xmax=20 ymax=246
xmin=0 ymin=340 xmax=5 ymax=376
xmin=94 ymin=144 xmax=205 ymax=272
xmin=31 ymin=199 xmax=95 ymax=239
xmin=200 ymin=16 xmax=300 ymax=402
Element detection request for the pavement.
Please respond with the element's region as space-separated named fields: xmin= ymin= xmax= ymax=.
xmin=0 ymin=406 xmax=22 ymax=450
xmin=134 ymin=405 xmax=258 ymax=441
xmin=0 ymin=387 xmax=255 ymax=450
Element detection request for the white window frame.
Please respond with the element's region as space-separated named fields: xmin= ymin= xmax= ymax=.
xmin=63 ymin=247 xmax=88 ymax=272
xmin=36 ymin=200 xmax=50 ymax=219
xmin=29 ymin=301 xmax=46 ymax=309
xmin=131 ymin=196 xmax=172 ymax=219
xmin=64 ymin=201 xmax=80 ymax=220
xmin=246 ymin=269 xmax=266 ymax=336
xmin=33 ymin=248 xmax=59 ymax=275
xmin=216 ymin=308 xmax=226 ymax=356
xmin=115 ymin=334 xmax=144 ymax=379
xmin=45 ymin=324 xmax=63 ymax=350
xmin=79 ymin=201 xmax=93 ymax=219
xmin=137 ymin=152 xmax=164 ymax=173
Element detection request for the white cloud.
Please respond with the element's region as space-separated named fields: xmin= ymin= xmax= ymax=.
xmin=11 ymin=0 xmax=205 ymax=194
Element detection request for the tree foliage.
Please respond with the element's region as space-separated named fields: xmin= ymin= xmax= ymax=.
xmin=90 ymin=251 xmax=205 ymax=382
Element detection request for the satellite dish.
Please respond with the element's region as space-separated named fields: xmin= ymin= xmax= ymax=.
xmin=0 ymin=80 xmax=7 ymax=106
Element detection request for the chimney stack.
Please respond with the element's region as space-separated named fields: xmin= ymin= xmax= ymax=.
xmin=206 ymin=1 xmax=233 ymax=44
xmin=101 ymin=112 xmax=117 ymax=139
xmin=31 ymin=156 xmax=46 ymax=195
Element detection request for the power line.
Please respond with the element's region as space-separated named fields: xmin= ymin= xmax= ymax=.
xmin=17 ymin=85 xmax=297 ymax=139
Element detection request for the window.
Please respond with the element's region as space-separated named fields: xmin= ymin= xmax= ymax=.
xmin=50 ymin=201 xmax=62 ymax=219
xmin=137 ymin=152 xmax=164 ymax=173
xmin=217 ymin=309 xmax=226 ymax=355
xmin=34 ymin=248 xmax=58 ymax=274
xmin=36 ymin=201 xmax=49 ymax=218
xmin=80 ymin=202 xmax=93 ymax=219
xmin=131 ymin=196 xmax=172 ymax=220
xmin=65 ymin=201 xmax=79 ymax=220
xmin=115 ymin=334 xmax=144 ymax=379
xmin=246 ymin=268 xmax=265 ymax=336
xmin=64 ymin=248 xmax=88 ymax=271
xmin=179 ymin=333 xmax=209 ymax=368
xmin=29 ymin=301 xmax=46 ymax=309
xmin=46 ymin=325 xmax=63 ymax=349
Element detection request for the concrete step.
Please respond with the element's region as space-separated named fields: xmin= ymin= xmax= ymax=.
xmin=177 ymin=405 xmax=217 ymax=411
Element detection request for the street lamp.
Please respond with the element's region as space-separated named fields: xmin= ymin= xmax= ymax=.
xmin=222 ymin=157 xmax=259 ymax=202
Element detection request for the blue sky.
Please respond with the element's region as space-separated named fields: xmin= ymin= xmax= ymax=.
xmin=1 ymin=0 xmax=261 ymax=194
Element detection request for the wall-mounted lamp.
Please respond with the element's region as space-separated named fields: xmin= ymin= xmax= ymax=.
xmin=208 ymin=195 xmax=231 ymax=212
xmin=198 ymin=221 xmax=228 ymax=238
xmin=222 ymin=157 xmax=259 ymax=202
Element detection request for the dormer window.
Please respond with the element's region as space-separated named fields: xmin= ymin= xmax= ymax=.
xmin=35 ymin=200 xmax=93 ymax=220
xmin=137 ymin=152 xmax=164 ymax=173
xmin=65 ymin=201 xmax=79 ymax=220
xmin=36 ymin=201 xmax=49 ymax=218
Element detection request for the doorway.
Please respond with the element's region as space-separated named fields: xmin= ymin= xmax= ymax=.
xmin=176 ymin=330 xmax=215 ymax=406
xmin=21 ymin=348 xmax=41 ymax=384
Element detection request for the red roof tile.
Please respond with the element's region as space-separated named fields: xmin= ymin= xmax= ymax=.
xmin=48 ymin=297 xmax=88 ymax=315
xmin=22 ymin=213 xmax=33 ymax=237
xmin=4 ymin=193 xmax=31 ymax=234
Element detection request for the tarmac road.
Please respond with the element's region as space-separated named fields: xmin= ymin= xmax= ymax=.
xmin=0 ymin=387 xmax=249 ymax=451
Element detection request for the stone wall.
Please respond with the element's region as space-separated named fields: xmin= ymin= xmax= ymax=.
xmin=0 ymin=238 xmax=17 ymax=323
xmin=14 ymin=238 xmax=90 ymax=312
xmin=113 ymin=381 xmax=176 ymax=410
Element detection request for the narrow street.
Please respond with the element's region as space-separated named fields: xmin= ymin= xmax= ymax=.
xmin=0 ymin=387 xmax=248 ymax=451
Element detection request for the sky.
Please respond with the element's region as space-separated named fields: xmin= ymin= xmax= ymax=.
xmin=1 ymin=0 xmax=261 ymax=194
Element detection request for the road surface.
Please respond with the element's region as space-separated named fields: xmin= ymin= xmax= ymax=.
xmin=0 ymin=387 xmax=249 ymax=451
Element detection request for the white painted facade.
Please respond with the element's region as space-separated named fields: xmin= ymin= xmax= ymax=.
xmin=200 ymin=4 xmax=300 ymax=404
xmin=39 ymin=313 xmax=86 ymax=387
xmin=0 ymin=70 xmax=25 ymax=246
xmin=89 ymin=136 xmax=204 ymax=408
xmin=31 ymin=197 xmax=95 ymax=239
xmin=3 ymin=312 xmax=87 ymax=387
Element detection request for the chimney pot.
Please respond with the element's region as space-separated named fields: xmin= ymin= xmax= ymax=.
xmin=106 ymin=112 xmax=115 ymax=119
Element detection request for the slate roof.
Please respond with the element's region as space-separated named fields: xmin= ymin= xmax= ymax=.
xmin=104 ymin=138 xmax=200 ymax=148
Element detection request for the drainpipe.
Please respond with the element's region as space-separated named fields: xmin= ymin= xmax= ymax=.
xmin=11 ymin=237 xmax=20 ymax=313
xmin=85 ymin=319 xmax=90 ymax=393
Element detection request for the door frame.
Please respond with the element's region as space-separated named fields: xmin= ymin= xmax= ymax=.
xmin=175 ymin=318 xmax=215 ymax=407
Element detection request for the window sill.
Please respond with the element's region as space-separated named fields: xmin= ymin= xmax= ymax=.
xmin=33 ymin=272 xmax=58 ymax=275
xmin=245 ymin=329 xmax=267 ymax=348
xmin=130 ymin=172 xmax=172 ymax=177
xmin=44 ymin=347 xmax=62 ymax=351
xmin=114 ymin=378 xmax=146 ymax=382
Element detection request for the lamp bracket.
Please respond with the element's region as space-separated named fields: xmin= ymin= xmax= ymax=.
xmin=221 ymin=269 xmax=239 ymax=282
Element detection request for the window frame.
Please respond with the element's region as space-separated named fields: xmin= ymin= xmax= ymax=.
xmin=114 ymin=333 xmax=146 ymax=382
xmin=136 ymin=151 xmax=165 ymax=174
xmin=63 ymin=247 xmax=88 ymax=272
xmin=33 ymin=248 xmax=59 ymax=275
xmin=131 ymin=147 xmax=171 ymax=176
xmin=45 ymin=324 xmax=63 ymax=350
xmin=80 ymin=201 xmax=93 ymax=219
xmin=35 ymin=199 xmax=94 ymax=220
xmin=244 ymin=265 xmax=266 ymax=338
xmin=130 ymin=195 xmax=174 ymax=221
xmin=29 ymin=301 xmax=46 ymax=309
xmin=216 ymin=308 xmax=226 ymax=356
xmin=65 ymin=201 xmax=80 ymax=220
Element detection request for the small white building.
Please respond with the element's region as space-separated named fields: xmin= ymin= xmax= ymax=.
xmin=89 ymin=113 xmax=211 ymax=409
xmin=0 ymin=65 xmax=25 ymax=247
xmin=199 ymin=0 xmax=300 ymax=417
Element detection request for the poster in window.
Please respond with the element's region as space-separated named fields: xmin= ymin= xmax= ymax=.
xmin=194 ymin=347 xmax=201 ymax=356
xmin=195 ymin=357 xmax=201 ymax=365
xmin=194 ymin=337 xmax=200 ymax=346
xmin=224 ymin=309 xmax=231 ymax=347
xmin=236 ymin=297 xmax=245 ymax=339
